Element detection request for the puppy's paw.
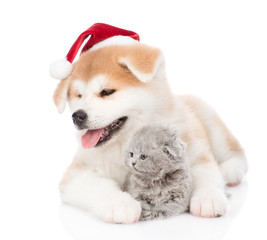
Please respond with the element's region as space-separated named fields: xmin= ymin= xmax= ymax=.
xmin=190 ymin=189 xmax=228 ymax=218
xmin=219 ymin=156 xmax=247 ymax=186
xmin=99 ymin=192 xmax=141 ymax=224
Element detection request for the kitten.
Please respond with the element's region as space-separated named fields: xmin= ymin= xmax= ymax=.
xmin=124 ymin=125 xmax=192 ymax=221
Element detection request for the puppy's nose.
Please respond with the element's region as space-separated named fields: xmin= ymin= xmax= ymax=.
xmin=72 ymin=110 xmax=88 ymax=127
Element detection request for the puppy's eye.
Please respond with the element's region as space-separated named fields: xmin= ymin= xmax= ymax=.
xmin=78 ymin=94 xmax=82 ymax=98
xmin=100 ymin=89 xmax=116 ymax=97
xmin=140 ymin=154 xmax=147 ymax=160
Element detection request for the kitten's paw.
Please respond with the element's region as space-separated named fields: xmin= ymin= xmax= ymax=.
xmin=219 ymin=155 xmax=247 ymax=186
xmin=140 ymin=210 xmax=153 ymax=221
xmin=140 ymin=210 xmax=167 ymax=221
xmin=190 ymin=189 xmax=228 ymax=218
xmin=99 ymin=192 xmax=141 ymax=224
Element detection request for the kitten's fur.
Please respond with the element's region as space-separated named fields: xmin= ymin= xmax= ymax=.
xmin=124 ymin=125 xmax=192 ymax=221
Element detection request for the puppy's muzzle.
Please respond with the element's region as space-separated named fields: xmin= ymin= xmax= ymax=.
xmin=72 ymin=110 xmax=88 ymax=128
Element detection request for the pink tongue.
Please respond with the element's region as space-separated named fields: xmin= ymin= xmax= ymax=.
xmin=81 ymin=129 xmax=105 ymax=149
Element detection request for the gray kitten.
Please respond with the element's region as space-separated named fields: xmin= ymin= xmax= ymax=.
xmin=124 ymin=125 xmax=192 ymax=221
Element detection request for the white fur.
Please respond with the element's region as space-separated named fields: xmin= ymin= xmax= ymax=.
xmin=72 ymin=80 xmax=86 ymax=95
xmin=49 ymin=59 xmax=73 ymax=80
xmin=219 ymin=153 xmax=248 ymax=186
xmin=61 ymin=167 xmax=141 ymax=223
xmin=88 ymin=74 xmax=107 ymax=93
xmin=69 ymin=74 xmax=163 ymax=134
xmin=57 ymin=101 xmax=66 ymax=114
xmin=190 ymin=162 xmax=228 ymax=217
xmin=61 ymin=140 xmax=142 ymax=223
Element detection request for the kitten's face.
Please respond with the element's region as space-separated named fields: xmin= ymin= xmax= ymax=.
xmin=125 ymin=145 xmax=173 ymax=178
xmin=125 ymin=125 xmax=186 ymax=180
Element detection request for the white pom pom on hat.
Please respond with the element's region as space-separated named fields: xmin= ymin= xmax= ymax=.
xmin=49 ymin=23 xmax=140 ymax=80
xmin=49 ymin=59 xmax=73 ymax=80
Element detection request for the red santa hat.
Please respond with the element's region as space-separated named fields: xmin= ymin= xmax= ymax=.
xmin=50 ymin=23 xmax=140 ymax=80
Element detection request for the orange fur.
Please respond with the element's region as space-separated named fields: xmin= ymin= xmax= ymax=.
xmin=179 ymin=96 xmax=212 ymax=154
xmin=179 ymin=95 xmax=242 ymax=160
xmin=71 ymin=44 xmax=160 ymax=87
xmin=194 ymin=153 xmax=215 ymax=165
xmin=214 ymin=116 xmax=242 ymax=152
xmin=62 ymin=44 xmax=161 ymax=103
xmin=53 ymin=76 xmax=71 ymax=109
xmin=180 ymin=96 xmax=211 ymax=141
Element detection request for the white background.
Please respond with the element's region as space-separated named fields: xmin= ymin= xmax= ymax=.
xmin=0 ymin=0 xmax=266 ymax=239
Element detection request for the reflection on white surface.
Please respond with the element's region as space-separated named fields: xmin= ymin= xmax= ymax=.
xmin=60 ymin=180 xmax=248 ymax=240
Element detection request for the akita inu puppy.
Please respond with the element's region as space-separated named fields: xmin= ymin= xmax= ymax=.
xmin=52 ymin=24 xmax=247 ymax=223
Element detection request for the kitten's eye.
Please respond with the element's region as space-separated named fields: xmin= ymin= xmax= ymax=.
xmin=140 ymin=154 xmax=147 ymax=160
xmin=129 ymin=152 xmax=134 ymax=158
xmin=100 ymin=89 xmax=116 ymax=97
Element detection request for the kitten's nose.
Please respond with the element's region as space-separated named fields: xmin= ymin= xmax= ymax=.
xmin=132 ymin=160 xmax=136 ymax=166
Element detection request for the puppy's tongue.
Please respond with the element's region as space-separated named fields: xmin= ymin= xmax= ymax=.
xmin=81 ymin=129 xmax=105 ymax=149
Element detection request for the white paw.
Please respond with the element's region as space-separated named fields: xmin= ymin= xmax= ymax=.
xmin=98 ymin=192 xmax=141 ymax=224
xmin=190 ymin=189 xmax=228 ymax=218
xmin=219 ymin=156 xmax=247 ymax=186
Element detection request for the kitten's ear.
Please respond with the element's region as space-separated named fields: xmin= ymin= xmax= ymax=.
xmin=163 ymin=146 xmax=177 ymax=159
xmin=175 ymin=139 xmax=186 ymax=158
xmin=163 ymin=140 xmax=186 ymax=160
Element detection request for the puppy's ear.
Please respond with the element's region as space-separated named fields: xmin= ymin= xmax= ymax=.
xmin=53 ymin=77 xmax=71 ymax=113
xmin=119 ymin=44 xmax=164 ymax=83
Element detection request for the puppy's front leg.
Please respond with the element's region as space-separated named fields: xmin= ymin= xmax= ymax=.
xmin=60 ymin=167 xmax=141 ymax=224
xmin=190 ymin=154 xmax=228 ymax=218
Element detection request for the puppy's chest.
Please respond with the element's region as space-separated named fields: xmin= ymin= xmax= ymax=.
xmin=86 ymin=147 xmax=128 ymax=185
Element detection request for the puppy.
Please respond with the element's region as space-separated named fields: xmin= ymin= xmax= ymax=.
xmin=54 ymin=36 xmax=247 ymax=223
